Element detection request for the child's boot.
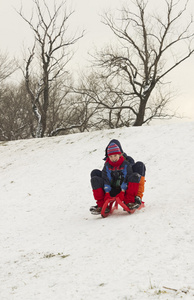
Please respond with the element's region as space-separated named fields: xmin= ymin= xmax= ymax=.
xmin=130 ymin=175 xmax=145 ymax=208
xmin=90 ymin=187 xmax=105 ymax=214
xmin=90 ymin=176 xmax=105 ymax=213
xmin=90 ymin=188 xmax=111 ymax=215
xmin=124 ymin=174 xmax=141 ymax=209
xmin=90 ymin=205 xmax=98 ymax=212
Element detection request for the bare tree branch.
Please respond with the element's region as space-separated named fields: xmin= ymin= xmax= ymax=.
xmin=18 ymin=0 xmax=84 ymax=137
xmin=89 ymin=0 xmax=194 ymax=126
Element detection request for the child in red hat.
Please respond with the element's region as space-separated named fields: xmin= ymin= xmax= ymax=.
xmin=90 ymin=142 xmax=143 ymax=215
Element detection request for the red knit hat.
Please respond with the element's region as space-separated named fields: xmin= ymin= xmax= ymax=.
xmin=107 ymin=143 xmax=121 ymax=156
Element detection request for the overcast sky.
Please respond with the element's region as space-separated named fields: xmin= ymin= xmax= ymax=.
xmin=0 ymin=0 xmax=194 ymax=120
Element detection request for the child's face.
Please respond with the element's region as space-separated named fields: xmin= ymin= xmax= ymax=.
xmin=109 ymin=154 xmax=120 ymax=162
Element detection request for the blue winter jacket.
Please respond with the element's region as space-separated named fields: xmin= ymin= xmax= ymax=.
xmin=102 ymin=156 xmax=133 ymax=194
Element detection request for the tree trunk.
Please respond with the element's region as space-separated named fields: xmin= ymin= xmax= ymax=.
xmin=133 ymin=99 xmax=147 ymax=126
xmin=33 ymin=104 xmax=43 ymax=138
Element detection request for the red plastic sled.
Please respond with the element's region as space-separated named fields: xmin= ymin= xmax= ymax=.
xmin=101 ymin=196 xmax=145 ymax=218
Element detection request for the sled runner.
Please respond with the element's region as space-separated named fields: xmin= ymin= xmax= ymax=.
xmin=101 ymin=196 xmax=145 ymax=218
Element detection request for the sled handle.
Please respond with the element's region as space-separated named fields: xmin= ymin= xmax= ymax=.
xmin=101 ymin=196 xmax=136 ymax=217
xmin=101 ymin=197 xmax=116 ymax=218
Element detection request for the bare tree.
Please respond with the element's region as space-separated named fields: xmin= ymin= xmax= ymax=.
xmin=48 ymin=89 xmax=101 ymax=136
xmin=0 ymin=52 xmax=17 ymax=84
xmin=88 ymin=0 xmax=194 ymax=126
xmin=0 ymin=77 xmax=92 ymax=141
xmin=18 ymin=0 xmax=84 ymax=137
xmin=74 ymin=73 xmax=135 ymax=129
xmin=0 ymin=81 xmax=34 ymax=141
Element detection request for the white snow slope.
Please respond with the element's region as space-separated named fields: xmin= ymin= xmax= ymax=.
xmin=1 ymin=122 xmax=194 ymax=300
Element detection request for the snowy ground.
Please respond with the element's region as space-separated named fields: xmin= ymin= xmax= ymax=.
xmin=1 ymin=122 xmax=194 ymax=300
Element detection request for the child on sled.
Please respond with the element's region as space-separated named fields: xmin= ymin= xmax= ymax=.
xmin=90 ymin=140 xmax=146 ymax=215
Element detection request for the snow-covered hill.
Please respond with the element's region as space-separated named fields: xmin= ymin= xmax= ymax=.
xmin=1 ymin=122 xmax=194 ymax=300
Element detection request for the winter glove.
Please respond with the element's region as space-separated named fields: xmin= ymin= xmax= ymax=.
xmin=104 ymin=193 xmax=111 ymax=201
xmin=121 ymin=181 xmax=128 ymax=191
xmin=117 ymin=191 xmax=125 ymax=201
